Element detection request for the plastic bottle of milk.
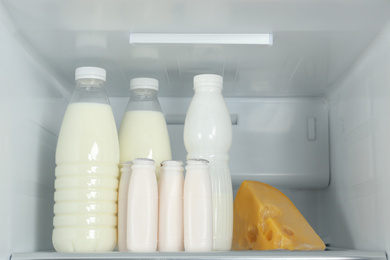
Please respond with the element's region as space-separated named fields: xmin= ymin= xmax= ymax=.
xmin=53 ymin=67 xmax=120 ymax=252
xmin=127 ymin=158 xmax=158 ymax=252
xmin=183 ymin=74 xmax=233 ymax=251
xmin=118 ymin=161 xmax=133 ymax=251
xmin=158 ymin=160 xmax=184 ymax=252
xmin=183 ymin=159 xmax=213 ymax=252
xmin=118 ymin=78 xmax=172 ymax=180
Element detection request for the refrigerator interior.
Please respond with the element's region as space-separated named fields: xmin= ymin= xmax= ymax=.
xmin=1 ymin=0 xmax=390 ymax=259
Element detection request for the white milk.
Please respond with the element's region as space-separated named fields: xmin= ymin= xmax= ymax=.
xmin=183 ymin=159 xmax=213 ymax=252
xmin=158 ymin=161 xmax=184 ymax=252
xmin=212 ymin=193 xmax=233 ymax=249
xmin=127 ymin=158 xmax=158 ymax=252
xmin=183 ymin=74 xmax=233 ymax=251
xmin=53 ymin=102 xmax=119 ymax=252
xmin=119 ymin=110 xmax=172 ymax=179
xmin=117 ymin=162 xmax=133 ymax=252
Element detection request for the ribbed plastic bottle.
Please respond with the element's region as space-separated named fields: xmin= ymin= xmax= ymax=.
xmin=127 ymin=158 xmax=158 ymax=252
xmin=118 ymin=161 xmax=133 ymax=251
xmin=118 ymin=78 xmax=172 ymax=180
xmin=183 ymin=74 xmax=233 ymax=251
xmin=158 ymin=160 xmax=184 ymax=252
xmin=53 ymin=67 xmax=120 ymax=252
xmin=183 ymin=159 xmax=213 ymax=252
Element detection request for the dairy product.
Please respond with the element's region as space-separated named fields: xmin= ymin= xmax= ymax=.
xmin=118 ymin=77 xmax=172 ymax=180
xmin=127 ymin=158 xmax=158 ymax=252
xmin=54 ymin=102 xmax=119 ymax=252
xmin=212 ymin=193 xmax=233 ymax=249
xmin=53 ymin=67 xmax=119 ymax=253
xmin=183 ymin=159 xmax=213 ymax=252
xmin=117 ymin=162 xmax=133 ymax=251
xmin=119 ymin=110 xmax=171 ymax=178
xmin=232 ymin=181 xmax=326 ymax=251
xmin=56 ymin=103 xmax=119 ymax=163
xmin=183 ymin=74 xmax=233 ymax=251
xmin=158 ymin=160 xmax=184 ymax=252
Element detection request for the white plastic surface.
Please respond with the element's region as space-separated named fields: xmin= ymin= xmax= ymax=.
xmin=75 ymin=67 xmax=106 ymax=81
xmin=9 ymin=249 xmax=388 ymax=260
xmin=130 ymin=78 xmax=159 ymax=91
xmin=1 ymin=0 xmax=389 ymax=98
xmin=319 ymin=22 xmax=390 ymax=253
xmin=193 ymin=74 xmax=223 ymax=89
xmin=129 ymin=33 xmax=273 ymax=45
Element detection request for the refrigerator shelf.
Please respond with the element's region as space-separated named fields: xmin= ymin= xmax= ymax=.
xmin=10 ymin=249 xmax=386 ymax=260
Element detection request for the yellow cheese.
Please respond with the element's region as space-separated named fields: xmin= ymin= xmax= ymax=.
xmin=232 ymin=180 xmax=325 ymax=251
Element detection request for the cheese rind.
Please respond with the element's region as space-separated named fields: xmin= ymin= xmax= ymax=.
xmin=232 ymin=181 xmax=325 ymax=251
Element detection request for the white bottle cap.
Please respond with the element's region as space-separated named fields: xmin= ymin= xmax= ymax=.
xmin=193 ymin=74 xmax=223 ymax=89
xmin=75 ymin=66 xmax=106 ymax=81
xmin=130 ymin=77 xmax=159 ymax=91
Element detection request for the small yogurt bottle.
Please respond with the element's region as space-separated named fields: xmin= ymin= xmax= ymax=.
xmin=127 ymin=158 xmax=158 ymax=252
xmin=158 ymin=160 xmax=185 ymax=251
xmin=183 ymin=159 xmax=213 ymax=252
xmin=117 ymin=161 xmax=133 ymax=251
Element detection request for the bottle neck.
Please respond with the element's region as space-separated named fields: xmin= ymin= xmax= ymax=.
xmin=126 ymin=88 xmax=162 ymax=112
xmin=76 ymin=78 xmax=105 ymax=89
xmin=131 ymin=88 xmax=158 ymax=100
xmin=70 ymin=78 xmax=109 ymax=104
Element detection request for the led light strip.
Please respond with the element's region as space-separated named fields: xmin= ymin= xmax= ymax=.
xmin=129 ymin=33 xmax=273 ymax=45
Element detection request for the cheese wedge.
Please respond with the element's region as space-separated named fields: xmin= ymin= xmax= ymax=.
xmin=232 ymin=180 xmax=325 ymax=251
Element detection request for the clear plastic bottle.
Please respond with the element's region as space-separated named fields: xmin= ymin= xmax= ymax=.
xmin=53 ymin=67 xmax=119 ymax=252
xmin=117 ymin=161 xmax=133 ymax=252
xmin=183 ymin=159 xmax=213 ymax=252
xmin=183 ymin=74 xmax=233 ymax=251
xmin=127 ymin=158 xmax=158 ymax=252
xmin=118 ymin=78 xmax=172 ymax=180
xmin=158 ymin=160 xmax=184 ymax=252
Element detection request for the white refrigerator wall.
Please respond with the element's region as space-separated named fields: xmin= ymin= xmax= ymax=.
xmin=320 ymin=22 xmax=390 ymax=252
xmin=0 ymin=9 xmax=68 ymax=259
xmin=1 ymin=2 xmax=390 ymax=260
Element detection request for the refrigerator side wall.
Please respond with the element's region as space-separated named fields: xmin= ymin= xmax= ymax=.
xmin=321 ymin=22 xmax=390 ymax=252
xmin=0 ymin=5 xmax=67 ymax=259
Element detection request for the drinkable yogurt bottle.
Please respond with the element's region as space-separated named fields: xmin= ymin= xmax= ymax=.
xmin=53 ymin=67 xmax=120 ymax=252
xmin=183 ymin=74 xmax=233 ymax=251
xmin=183 ymin=159 xmax=213 ymax=252
xmin=117 ymin=161 xmax=133 ymax=251
xmin=127 ymin=158 xmax=158 ymax=252
xmin=158 ymin=160 xmax=184 ymax=252
xmin=118 ymin=78 xmax=172 ymax=180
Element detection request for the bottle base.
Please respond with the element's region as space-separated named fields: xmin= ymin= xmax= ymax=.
xmin=52 ymin=227 xmax=116 ymax=253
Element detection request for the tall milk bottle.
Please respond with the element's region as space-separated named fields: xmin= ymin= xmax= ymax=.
xmin=53 ymin=67 xmax=120 ymax=252
xmin=118 ymin=78 xmax=172 ymax=180
xmin=183 ymin=74 xmax=233 ymax=251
